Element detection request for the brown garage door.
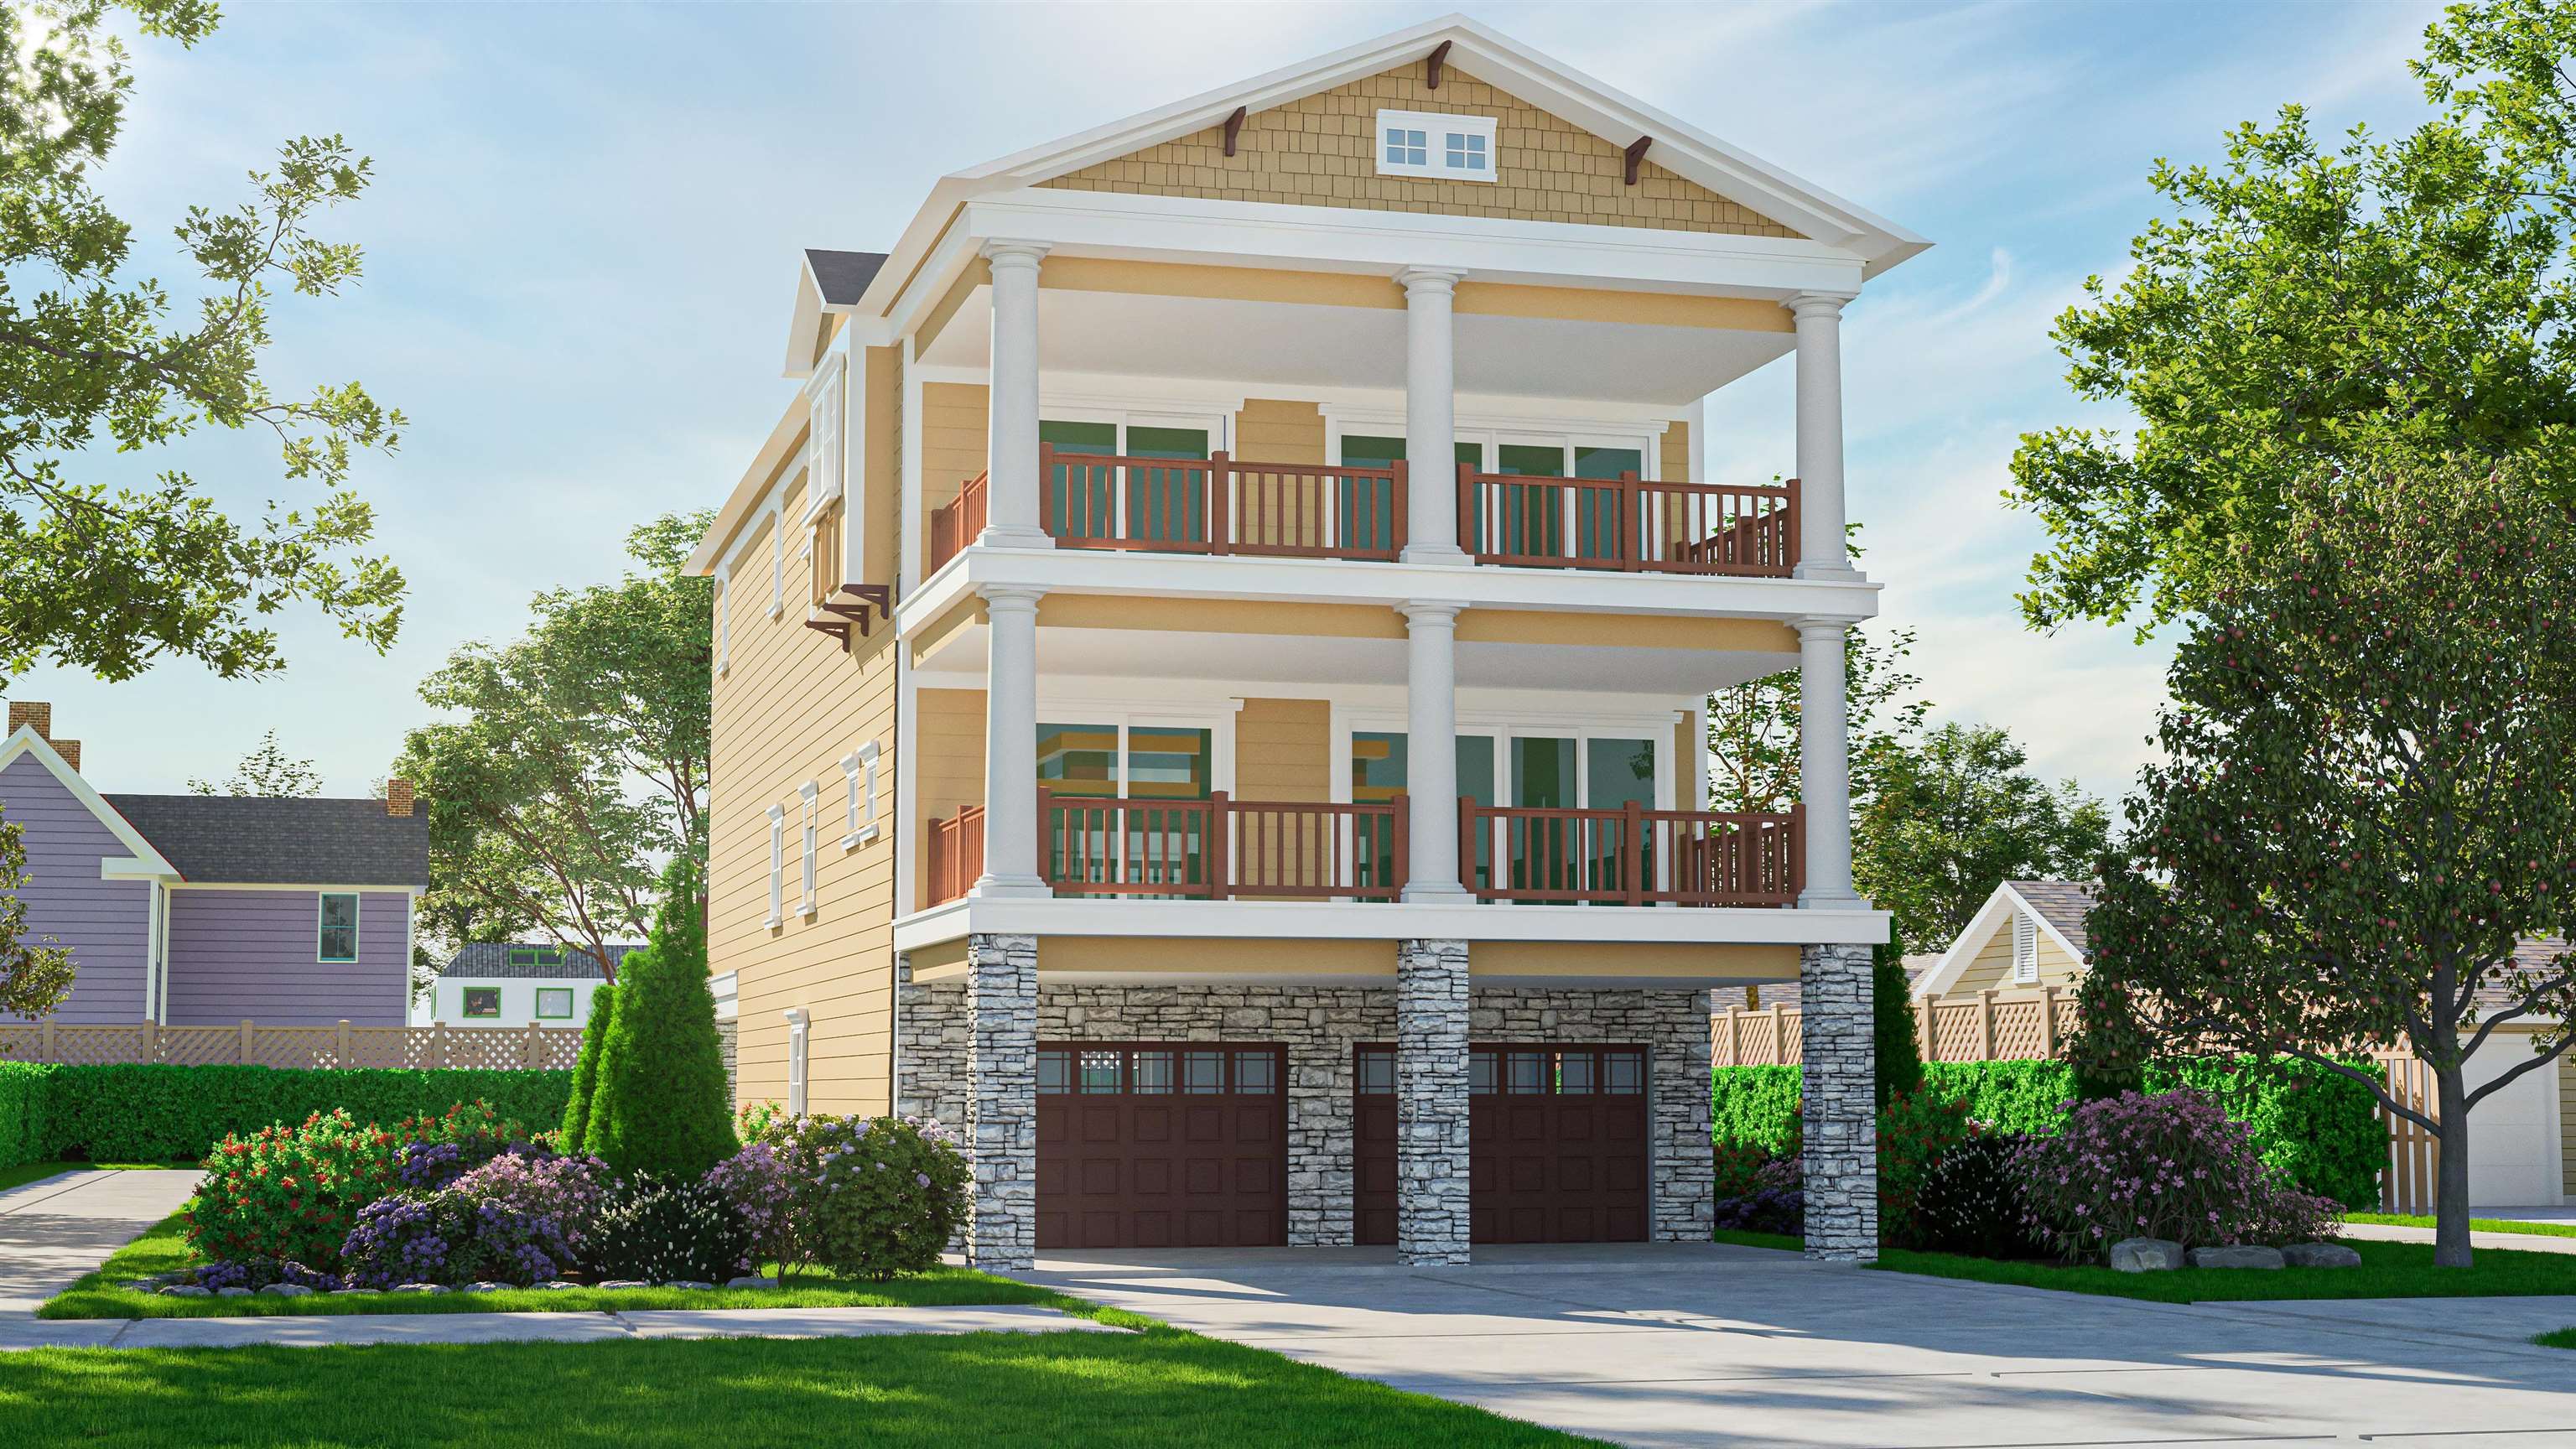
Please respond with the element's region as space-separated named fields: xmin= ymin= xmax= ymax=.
xmin=1355 ymin=1043 xmax=1649 ymax=1245
xmin=1035 ymin=1042 xmax=1287 ymax=1250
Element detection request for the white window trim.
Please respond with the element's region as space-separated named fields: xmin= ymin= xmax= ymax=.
xmin=1329 ymin=709 xmax=1677 ymax=813
xmin=840 ymin=741 xmax=880 ymax=850
xmin=2012 ymin=912 xmax=2039 ymax=984
xmin=1321 ymin=411 xmax=1664 ymax=483
xmin=316 ymin=891 xmax=361 ymax=964
xmin=765 ymin=804 xmax=787 ymax=928
xmin=803 ymin=351 xmax=847 ymax=523
xmin=1375 ymin=108 xmax=1498 ymax=183
xmin=798 ymin=782 xmax=820 ymax=918
xmin=784 ymin=1007 xmax=811 ymax=1118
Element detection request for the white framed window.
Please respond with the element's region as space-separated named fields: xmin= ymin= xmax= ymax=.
xmin=840 ymin=741 xmax=880 ymax=849
xmin=2012 ymin=911 xmax=2039 ymax=984
xmin=765 ymin=804 xmax=787 ymax=927
xmin=784 ymin=1008 xmax=810 ymax=1118
xmin=317 ymin=892 xmax=361 ymax=963
xmin=798 ymin=782 xmax=820 ymax=917
xmin=534 ymin=987 xmax=574 ymax=1021
xmin=714 ymin=565 xmax=730 ymax=677
xmin=805 ymin=353 xmax=846 ymax=518
xmin=1375 ymin=109 xmax=1497 ymax=182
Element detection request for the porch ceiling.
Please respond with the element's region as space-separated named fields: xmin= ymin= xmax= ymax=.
xmin=915 ymin=285 xmax=1790 ymax=406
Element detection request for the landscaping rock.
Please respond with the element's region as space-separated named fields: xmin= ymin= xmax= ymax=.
xmin=391 ymin=1283 xmax=445 ymax=1295
xmin=158 ymin=1285 xmax=211 ymax=1298
xmin=120 ymin=1280 xmax=158 ymax=1291
xmin=533 ymin=1280 xmax=579 ymax=1291
xmin=215 ymin=1286 xmax=255 ymax=1297
xmin=660 ymin=1280 xmax=717 ymax=1291
xmin=2281 ymin=1241 xmax=2363 ymax=1269
xmin=331 ymin=1288 xmax=382 ymax=1296
xmin=259 ymin=1284 xmax=315 ymax=1298
xmin=596 ymin=1280 xmax=652 ymax=1291
xmin=457 ymin=1281 xmax=508 ymax=1294
xmin=2186 ymin=1245 xmax=2286 ymax=1270
xmin=2107 ymin=1238 xmax=2185 ymax=1273
xmin=724 ymin=1275 xmax=778 ymax=1291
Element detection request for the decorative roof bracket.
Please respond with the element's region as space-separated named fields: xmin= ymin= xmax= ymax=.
xmin=1222 ymin=105 xmax=1247 ymax=157
xmin=1623 ymin=135 xmax=1652 ymax=185
xmin=1426 ymin=39 xmax=1452 ymax=90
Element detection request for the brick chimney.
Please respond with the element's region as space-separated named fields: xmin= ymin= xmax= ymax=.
xmin=386 ymin=777 xmax=415 ymax=817
xmin=8 ymin=702 xmax=49 ymax=740
xmin=54 ymin=740 xmax=79 ymax=771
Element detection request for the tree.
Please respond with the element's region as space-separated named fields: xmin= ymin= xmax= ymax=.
xmin=0 ymin=806 xmax=74 ymax=1022
xmin=185 ymin=731 xmax=322 ymax=797
xmin=2010 ymin=1 xmax=2576 ymax=636
xmin=1855 ymin=724 xmax=2112 ymax=948
xmin=396 ymin=512 xmax=714 ymax=978
xmin=1873 ymin=933 xmax=1924 ymax=1109
xmin=582 ymin=857 xmax=734 ymax=1180
xmin=1706 ymin=624 xmax=1928 ymax=814
xmin=559 ymin=983 xmax=617 ymax=1148
xmin=0 ymin=2 xmax=404 ymax=688
xmin=2078 ymin=454 xmax=2576 ymax=1267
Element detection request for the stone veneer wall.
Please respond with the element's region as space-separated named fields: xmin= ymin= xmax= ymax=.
xmin=1798 ymin=942 xmax=1878 ymax=1261
xmin=896 ymin=970 xmax=1713 ymax=1247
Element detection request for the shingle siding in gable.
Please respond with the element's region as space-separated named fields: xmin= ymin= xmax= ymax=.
xmin=0 ymin=755 xmax=148 ymax=1024
xmin=163 ymin=887 xmax=409 ymax=1026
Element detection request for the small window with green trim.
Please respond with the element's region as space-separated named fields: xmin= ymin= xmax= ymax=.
xmin=317 ymin=893 xmax=359 ymax=963
xmin=534 ymin=988 xmax=573 ymax=1020
xmin=462 ymin=987 xmax=501 ymax=1019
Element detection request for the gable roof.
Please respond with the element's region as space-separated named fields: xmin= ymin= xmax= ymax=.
xmin=2005 ymin=880 xmax=2097 ymax=959
xmin=439 ymin=942 xmax=638 ymax=981
xmin=1913 ymin=880 xmax=2097 ymax=1000
xmin=783 ymin=13 xmax=1928 ymax=374
xmin=805 ymin=249 xmax=888 ymax=306
xmin=0 ymin=725 xmax=179 ymax=880
xmin=102 ymin=794 xmax=428 ymax=888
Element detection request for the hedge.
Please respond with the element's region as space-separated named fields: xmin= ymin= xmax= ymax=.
xmin=1714 ymin=1056 xmax=2383 ymax=1208
xmin=0 ymin=1061 xmax=57 ymax=1171
xmin=37 ymin=1065 xmax=574 ymax=1163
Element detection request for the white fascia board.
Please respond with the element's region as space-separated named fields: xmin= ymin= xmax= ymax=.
xmin=1913 ymin=884 xmax=2018 ymax=1000
xmin=0 ymin=726 xmax=181 ymax=880
xmin=101 ymin=858 xmax=182 ymax=882
xmin=167 ymin=881 xmax=425 ymax=895
xmin=896 ymin=545 xmax=1881 ymax=641
xmin=958 ymin=189 xmax=1868 ymax=300
xmin=2000 ymin=881 xmax=2093 ymax=972
xmin=893 ymin=896 xmax=1888 ymax=953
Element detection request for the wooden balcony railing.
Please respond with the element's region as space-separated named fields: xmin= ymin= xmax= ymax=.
xmin=1457 ymin=467 xmax=1799 ymax=576
xmin=1041 ymin=445 xmax=1405 ymax=561
xmin=926 ymin=805 xmax=984 ymax=906
xmin=1040 ymin=789 xmax=1405 ymax=901
xmin=1461 ymin=801 xmax=1803 ymax=906
xmin=927 ymin=471 xmax=989 ymax=574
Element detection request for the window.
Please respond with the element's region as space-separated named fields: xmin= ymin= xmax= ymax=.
xmin=1038 ymin=1049 xmax=1074 ymax=1095
xmin=797 ymin=782 xmax=819 ymax=917
xmin=317 ymin=893 xmax=359 ymax=963
xmin=765 ymin=804 xmax=787 ymax=927
xmin=1038 ymin=719 xmax=1214 ymax=892
xmin=1040 ymin=418 xmax=1214 ymax=548
xmin=1357 ymin=1046 xmax=1395 ymax=1095
xmin=462 ymin=986 xmax=501 ymax=1019
xmin=1375 ymin=109 xmax=1498 ymax=182
xmin=506 ymin=947 xmax=538 ymax=968
xmin=806 ymin=355 xmax=845 ymax=516
xmin=535 ymin=988 xmax=574 ymax=1021
xmin=2012 ymin=911 xmax=2038 ymax=984
xmin=840 ymin=742 xmax=880 ymax=849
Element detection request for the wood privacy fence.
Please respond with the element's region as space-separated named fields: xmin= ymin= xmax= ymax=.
xmin=0 ymin=1020 xmax=585 ymax=1072
xmin=1711 ymin=988 xmax=2433 ymax=1213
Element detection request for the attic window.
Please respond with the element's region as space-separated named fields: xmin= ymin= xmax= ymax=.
xmin=1377 ymin=109 xmax=1495 ymax=183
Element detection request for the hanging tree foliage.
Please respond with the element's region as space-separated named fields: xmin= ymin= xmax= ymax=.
xmin=2078 ymin=452 xmax=2576 ymax=1267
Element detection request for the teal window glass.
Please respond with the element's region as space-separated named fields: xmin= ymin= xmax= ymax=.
xmin=1509 ymin=737 xmax=1577 ymax=897
xmin=1040 ymin=419 xmax=1119 ymax=542
xmin=1586 ymin=736 xmax=1657 ymax=896
xmin=1572 ymin=446 xmax=1644 ymax=561
xmin=1122 ymin=425 xmax=1208 ymax=547
xmin=1349 ymin=730 xmax=1408 ymax=893
xmin=1039 ymin=722 xmax=1119 ymax=888
xmin=1489 ymin=444 xmax=1569 ymax=560
xmin=318 ymin=893 xmax=359 ymax=963
xmin=1459 ymin=734 xmax=1497 ymax=891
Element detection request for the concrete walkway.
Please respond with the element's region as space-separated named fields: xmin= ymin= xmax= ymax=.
xmin=1024 ymin=1244 xmax=2576 ymax=1448
xmin=0 ymin=1168 xmax=198 ymax=1312
xmin=2342 ymin=1219 xmax=2576 ymax=1255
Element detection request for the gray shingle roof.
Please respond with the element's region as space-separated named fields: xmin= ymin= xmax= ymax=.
xmin=104 ymin=794 xmax=428 ymax=887
xmin=806 ymin=249 xmax=888 ymax=306
xmin=439 ymin=942 xmax=638 ymax=981
xmin=2007 ymin=880 xmax=2098 ymax=958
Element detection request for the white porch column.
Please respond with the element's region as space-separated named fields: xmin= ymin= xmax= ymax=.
xmin=974 ymin=584 xmax=1051 ymax=899
xmin=1398 ymin=267 xmax=1468 ymax=565
xmin=1400 ymin=600 xmax=1470 ymax=901
xmin=1796 ymin=617 xmax=1862 ymax=908
xmin=1789 ymin=292 xmax=1858 ymax=580
xmin=980 ymin=242 xmax=1052 ymax=551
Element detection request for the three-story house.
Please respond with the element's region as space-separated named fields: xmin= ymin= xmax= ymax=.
xmin=688 ymin=14 xmax=1919 ymax=1269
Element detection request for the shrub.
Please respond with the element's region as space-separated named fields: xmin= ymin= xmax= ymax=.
xmin=186 ymin=1109 xmax=402 ymax=1268
xmin=1709 ymin=1066 xmax=1802 ymax=1155
xmin=584 ymin=858 xmax=735 ymax=1179
xmin=2144 ymin=1056 xmax=2381 ymax=1208
xmin=586 ymin=1174 xmax=756 ymax=1283
xmin=339 ymin=1150 xmax=605 ymax=1289
xmin=560 ymin=984 xmax=616 ymax=1147
xmin=1921 ymin=1060 xmax=2081 ymax=1135
xmin=738 ymin=1114 xmax=970 ymax=1281
xmin=393 ymin=1100 xmax=550 ymax=1190
xmin=184 ymin=1258 xmax=344 ymax=1293
xmin=1711 ymin=1137 xmax=1776 ymax=1202
xmin=1912 ymin=1133 xmax=2045 ymax=1259
xmin=2010 ymin=1087 xmax=2347 ymax=1259
xmin=1873 ymin=935 xmax=1924 ymax=1108
xmin=1711 ymin=1187 xmax=1803 ymax=1236
xmin=704 ymin=1140 xmax=796 ymax=1272
xmin=40 ymin=1064 xmax=570 ymax=1162
xmin=1877 ymin=1089 xmax=1976 ymax=1249
xmin=0 ymin=1061 xmax=53 ymax=1171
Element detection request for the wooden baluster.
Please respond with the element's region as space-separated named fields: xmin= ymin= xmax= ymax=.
xmin=1389 ymin=793 xmax=1409 ymax=899
xmin=1623 ymin=798 xmax=1645 ymax=906
xmin=1208 ymin=792 xmax=1230 ymax=899
xmin=1387 ymin=460 xmax=1408 ymax=558
xmin=1619 ymin=471 xmax=1640 ymax=572
xmin=1209 ymin=451 xmax=1231 ymax=557
xmin=1456 ymin=462 xmax=1476 ymax=561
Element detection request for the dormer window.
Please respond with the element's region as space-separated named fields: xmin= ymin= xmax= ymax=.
xmin=1376 ymin=110 xmax=1495 ymax=182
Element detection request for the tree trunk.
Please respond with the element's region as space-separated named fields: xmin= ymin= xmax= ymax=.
xmin=2433 ymin=1066 xmax=2472 ymax=1269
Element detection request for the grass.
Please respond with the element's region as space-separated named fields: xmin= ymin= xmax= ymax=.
xmin=2346 ymin=1211 xmax=2576 ymax=1239
xmin=0 ymin=1308 xmax=1598 ymax=1447
xmin=43 ymin=1212 xmax=1079 ymax=1320
xmin=1709 ymin=1228 xmax=1803 ymax=1252
xmin=0 ymin=1160 xmax=190 ymax=1195
xmin=2536 ymin=1327 xmax=2576 ymax=1349
xmin=1716 ymin=1230 xmax=2576 ymax=1302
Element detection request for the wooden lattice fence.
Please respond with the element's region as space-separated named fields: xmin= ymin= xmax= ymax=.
xmin=0 ymin=1020 xmax=584 ymax=1072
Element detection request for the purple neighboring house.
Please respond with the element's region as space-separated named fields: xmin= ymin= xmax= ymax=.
xmin=0 ymin=704 xmax=428 ymax=1027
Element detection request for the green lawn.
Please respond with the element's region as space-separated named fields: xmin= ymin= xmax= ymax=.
xmin=2347 ymin=1211 xmax=2576 ymax=1239
xmin=1716 ymin=1230 xmax=2576 ymax=1301
xmin=2536 ymin=1327 xmax=2576 ymax=1349
xmin=0 ymin=1317 xmax=1597 ymax=1447
xmin=44 ymin=1213 xmax=1075 ymax=1320
xmin=0 ymin=1160 xmax=190 ymax=1195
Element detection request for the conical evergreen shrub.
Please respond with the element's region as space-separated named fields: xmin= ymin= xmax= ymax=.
xmin=1873 ymin=932 xmax=1924 ymax=1109
xmin=582 ymin=856 xmax=735 ymax=1178
xmin=559 ymin=981 xmax=617 ymax=1146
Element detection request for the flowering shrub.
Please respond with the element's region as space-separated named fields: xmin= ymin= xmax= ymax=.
xmin=587 ymin=1174 xmax=756 ymax=1283
xmin=1711 ymin=1139 xmax=1775 ymax=1202
xmin=738 ymin=1114 xmax=969 ymax=1281
xmin=1912 ymin=1133 xmax=2045 ymax=1259
xmin=394 ymin=1100 xmax=547 ymax=1189
xmin=704 ymin=1140 xmax=795 ymax=1271
xmin=1878 ymin=1090 xmax=1977 ymax=1249
xmin=336 ymin=1149 xmax=607 ymax=1287
xmin=186 ymin=1109 xmax=402 ymax=1268
xmin=2011 ymin=1088 xmax=2348 ymax=1259
xmin=184 ymin=1258 xmax=345 ymax=1293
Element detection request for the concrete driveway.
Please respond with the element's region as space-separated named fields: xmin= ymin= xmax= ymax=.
xmin=0 ymin=1169 xmax=199 ymax=1314
xmin=1025 ymin=1243 xmax=2576 ymax=1448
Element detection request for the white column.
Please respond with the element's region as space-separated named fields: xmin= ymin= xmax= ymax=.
xmin=1789 ymin=292 xmax=1858 ymax=580
xmin=1397 ymin=267 xmax=1467 ymax=565
xmin=1400 ymin=600 xmax=1469 ymax=901
xmin=1796 ymin=617 xmax=1862 ymax=908
xmin=980 ymin=242 xmax=1052 ymax=550
xmin=974 ymin=584 xmax=1052 ymax=899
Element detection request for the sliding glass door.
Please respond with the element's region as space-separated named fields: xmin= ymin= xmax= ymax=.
xmin=1348 ymin=728 xmax=1658 ymax=900
xmin=1040 ymin=720 xmax=1213 ymax=893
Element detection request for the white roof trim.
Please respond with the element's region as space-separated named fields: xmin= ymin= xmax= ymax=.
xmin=0 ymin=725 xmax=182 ymax=881
xmin=1913 ymin=882 xmax=2090 ymax=1000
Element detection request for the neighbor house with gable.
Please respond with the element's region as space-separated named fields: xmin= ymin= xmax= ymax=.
xmin=690 ymin=14 xmax=1916 ymax=1268
xmin=0 ymin=703 xmax=426 ymax=1027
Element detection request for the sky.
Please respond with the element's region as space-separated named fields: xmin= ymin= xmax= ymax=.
xmin=15 ymin=0 xmax=2453 ymax=811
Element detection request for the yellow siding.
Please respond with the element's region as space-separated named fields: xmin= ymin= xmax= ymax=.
xmin=920 ymin=382 xmax=988 ymax=574
xmin=1039 ymin=63 xmax=1800 ymax=238
xmin=1947 ymin=914 xmax=2085 ymax=996
xmin=915 ymin=688 xmax=987 ymax=911
xmin=1233 ymin=398 xmax=1327 ymax=465
xmin=1661 ymin=422 xmax=1689 ymax=484
xmin=1235 ymin=698 xmax=1331 ymax=802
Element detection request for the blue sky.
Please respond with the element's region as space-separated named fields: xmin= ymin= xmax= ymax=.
xmin=21 ymin=0 xmax=2448 ymax=809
